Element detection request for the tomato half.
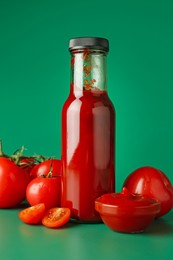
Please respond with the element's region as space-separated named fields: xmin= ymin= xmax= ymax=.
xmin=26 ymin=176 xmax=61 ymax=209
xmin=0 ymin=157 xmax=30 ymax=208
xmin=42 ymin=208 xmax=70 ymax=228
xmin=18 ymin=203 xmax=46 ymax=224
xmin=30 ymin=159 xmax=61 ymax=179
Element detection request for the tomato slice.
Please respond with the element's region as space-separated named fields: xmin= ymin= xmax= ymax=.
xmin=18 ymin=203 xmax=45 ymax=224
xmin=42 ymin=207 xmax=71 ymax=228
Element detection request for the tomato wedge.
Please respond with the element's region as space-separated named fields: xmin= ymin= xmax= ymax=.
xmin=42 ymin=207 xmax=71 ymax=228
xmin=18 ymin=203 xmax=46 ymax=224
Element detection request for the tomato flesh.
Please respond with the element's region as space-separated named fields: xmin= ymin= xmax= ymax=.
xmin=18 ymin=203 xmax=46 ymax=224
xmin=42 ymin=208 xmax=70 ymax=228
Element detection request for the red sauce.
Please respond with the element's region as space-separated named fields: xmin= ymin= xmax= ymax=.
xmin=61 ymin=89 xmax=115 ymax=222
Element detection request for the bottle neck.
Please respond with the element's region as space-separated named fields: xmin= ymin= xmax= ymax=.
xmin=70 ymin=49 xmax=107 ymax=97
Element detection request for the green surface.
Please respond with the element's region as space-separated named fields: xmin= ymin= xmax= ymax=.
xmin=0 ymin=208 xmax=173 ymax=260
xmin=0 ymin=1 xmax=173 ymax=259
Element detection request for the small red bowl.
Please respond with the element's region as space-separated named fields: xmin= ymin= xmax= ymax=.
xmin=95 ymin=188 xmax=160 ymax=233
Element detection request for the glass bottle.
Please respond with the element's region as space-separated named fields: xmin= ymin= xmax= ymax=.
xmin=61 ymin=37 xmax=115 ymax=223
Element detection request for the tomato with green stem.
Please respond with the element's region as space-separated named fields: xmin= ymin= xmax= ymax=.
xmin=42 ymin=207 xmax=70 ymax=228
xmin=0 ymin=157 xmax=30 ymax=208
xmin=18 ymin=203 xmax=46 ymax=224
xmin=18 ymin=156 xmax=36 ymax=175
xmin=30 ymin=159 xmax=62 ymax=179
xmin=26 ymin=163 xmax=61 ymax=209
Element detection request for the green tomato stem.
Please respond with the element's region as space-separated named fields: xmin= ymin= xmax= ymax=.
xmin=0 ymin=139 xmax=9 ymax=158
xmin=46 ymin=160 xmax=53 ymax=178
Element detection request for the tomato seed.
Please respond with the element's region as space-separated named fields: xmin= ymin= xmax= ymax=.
xmin=48 ymin=209 xmax=65 ymax=221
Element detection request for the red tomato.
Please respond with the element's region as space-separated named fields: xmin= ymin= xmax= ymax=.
xmin=123 ymin=166 xmax=173 ymax=217
xmin=30 ymin=159 xmax=61 ymax=179
xmin=0 ymin=157 xmax=30 ymax=208
xmin=42 ymin=207 xmax=70 ymax=228
xmin=26 ymin=176 xmax=61 ymax=209
xmin=18 ymin=203 xmax=46 ymax=224
xmin=19 ymin=157 xmax=36 ymax=174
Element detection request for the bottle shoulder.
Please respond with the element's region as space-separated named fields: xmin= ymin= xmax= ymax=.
xmin=63 ymin=91 xmax=115 ymax=111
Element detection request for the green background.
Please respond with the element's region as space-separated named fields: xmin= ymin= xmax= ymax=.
xmin=0 ymin=1 xmax=173 ymax=260
xmin=0 ymin=0 xmax=173 ymax=191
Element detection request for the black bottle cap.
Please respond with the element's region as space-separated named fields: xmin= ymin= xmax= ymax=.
xmin=69 ymin=37 xmax=109 ymax=52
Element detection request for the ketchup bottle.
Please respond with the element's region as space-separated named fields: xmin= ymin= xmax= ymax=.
xmin=61 ymin=37 xmax=115 ymax=223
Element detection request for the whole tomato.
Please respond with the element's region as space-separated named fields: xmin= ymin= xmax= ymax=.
xmin=19 ymin=157 xmax=36 ymax=175
xmin=26 ymin=176 xmax=61 ymax=209
xmin=30 ymin=159 xmax=61 ymax=179
xmin=123 ymin=166 xmax=173 ymax=217
xmin=0 ymin=157 xmax=30 ymax=208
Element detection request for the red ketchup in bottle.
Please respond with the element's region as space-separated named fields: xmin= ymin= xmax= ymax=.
xmin=61 ymin=37 xmax=115 ymax=223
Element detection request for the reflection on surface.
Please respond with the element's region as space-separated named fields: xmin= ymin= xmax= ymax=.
xmin=145 ymin=211 xmax=173 ymax=236
xmin=93 ymin=105 xmax=110 ymax=170
xmin=67 ymin=98 xmax=81 ymax=165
